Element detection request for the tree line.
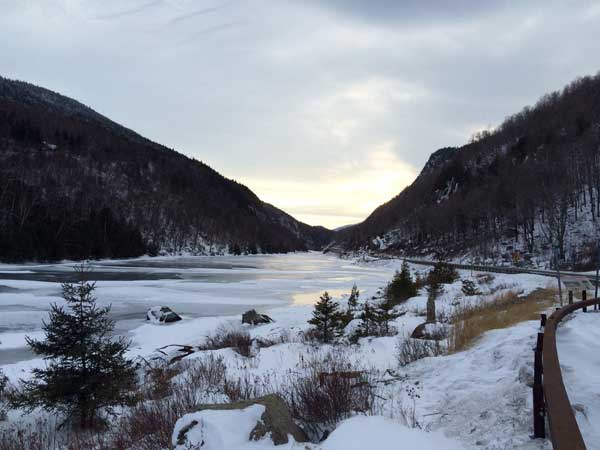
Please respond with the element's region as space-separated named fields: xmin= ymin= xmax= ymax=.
xmin=337 ymin=73 xmax=600 ymax=269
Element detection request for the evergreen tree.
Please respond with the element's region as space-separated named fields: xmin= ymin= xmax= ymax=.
xmin=386 ymin=261 xmax=417 ymax=305
xmin=308 ymin=292 xmax=344 ymax=343
xmin=428 ymin=260 xmax=459 ymax=285
xmin=340 ymin=284 xmax=360 ymax=327
xmin=373 ymin=299 xmax=401 ymax=336
xmin=357 ymin=300 xmax=378 ymax=338
xmin=14 ymin=265 xmax=137 ymax=428
xmin=347 ymin=284 xmax=360 ymax=313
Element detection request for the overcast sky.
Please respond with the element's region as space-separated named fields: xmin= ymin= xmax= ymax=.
xmin=2 ymin=1 xmax=600 ymax=228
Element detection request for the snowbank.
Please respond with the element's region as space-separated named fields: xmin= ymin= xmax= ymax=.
xmin=321 ymin=416 xmax=465 ymax=450
xmin=172 ymin=404 xmax=268 ymax=450
xmin=556 ymin=311 xmax=600 ymax=450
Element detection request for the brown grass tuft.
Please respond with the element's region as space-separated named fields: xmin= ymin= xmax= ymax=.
xmin=448 ymin=288 xmax=557 ymax=353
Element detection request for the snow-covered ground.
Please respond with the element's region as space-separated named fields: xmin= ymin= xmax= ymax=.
xmin=0 ymin=253 xmax=561 ymax=449
xmin=557 ymin=309 xmax=600 ymax=450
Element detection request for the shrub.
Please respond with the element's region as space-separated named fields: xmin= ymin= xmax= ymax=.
xmin=307 ymin=292 xmax=345 ymax=343
xmin=224 ymin=372 xmax=269 ymax=402
xmin=396 ymin=337 xmax=444 ymax=367
xmin=12 ymin=266 xmax=137 ymax=429
xmin=284 ymin=350 xmax=375 ymax=439
xmin=427 ymin=260 xmax=459 ymax=285
xmin=203 ymin=325 xmax=254 ymax=357
xmin=385 ymin=261 xmax=417 ymax=305
xmin=142 ymin=362 xmax=183 ymax=400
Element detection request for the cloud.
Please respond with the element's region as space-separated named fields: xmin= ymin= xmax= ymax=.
xmin=1 ymin=0 xmax=599 ymax=227
xmin=242 ymin=141 xmax=418 ymax=228
xmin=94 ymin=0 xmax=164 ymax=20
xmin=167 ymin=2 xmax=232 ymax=26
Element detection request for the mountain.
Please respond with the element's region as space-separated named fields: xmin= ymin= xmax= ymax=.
xmin=0 ymin=76 xmax=332 ymax=262
xmin=334 ymin=73 xmax=600 ymax=269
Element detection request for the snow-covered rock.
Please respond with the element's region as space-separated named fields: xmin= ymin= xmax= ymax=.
xmin=242 ymin=309 xmax=273 ymax=325
xmin=146 ymin=306 xmax=182 ymax=324
xmin=173 ymin=404 xmax=266 ymax=450
xmin=172 ymin=395 xmax=307 ymax=449
xmin=320 ymin=416 xmax=465 ymax=450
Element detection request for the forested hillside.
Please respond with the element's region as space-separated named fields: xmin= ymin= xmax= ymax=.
xmin=0 ymin=77 xmax=332 ymax=262
xmin=335 ymin=73 xmax=600 ymax=269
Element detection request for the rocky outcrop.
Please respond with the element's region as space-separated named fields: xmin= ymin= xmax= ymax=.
xmin=242 ymin=309 xmax=273 ymax=325
xmin=411 ymin=322 xmax=448 ymax=340
xmin=172 ymin=394 xmax=307 ymax=448
xmin=146 ymin=306 xmax=182 ymax=324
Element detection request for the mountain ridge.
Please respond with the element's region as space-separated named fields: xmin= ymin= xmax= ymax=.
xmin=334 ymin=72 xmax=600 ymax=269
xmin=0 ymin=76 xmax=332 ymax=262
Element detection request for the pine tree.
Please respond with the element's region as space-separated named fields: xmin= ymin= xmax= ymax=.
xmin=428 ymin=260 xmax=459 ymax=285
xmin=386 ymin=261 xmax=417 ymax=305
xmin=347 ymin=284 xmax=360 ymax=313
xmin=373 ymin=299 xmax=401 ymax=336
xmin=14 ymin=265 xmax=137 ymax=428
xmin=308 ymin=291 xmax=344 ymax=343
xmin=357 ymin=300 xmax=378 ymax=337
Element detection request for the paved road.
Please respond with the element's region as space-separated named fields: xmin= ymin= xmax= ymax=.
xmin=381 ymin=256 xmax=600 ymax=290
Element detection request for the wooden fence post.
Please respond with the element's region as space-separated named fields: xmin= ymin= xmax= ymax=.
xmin=568 ymin=290 xmax=573 ymax=305
xmin=582 ymin=290 xmax=587 ymax=312
xmin=533 ymin=331 xmax=545 ymax=438
xmin=540 ymin=314 xmax=547 ymax=328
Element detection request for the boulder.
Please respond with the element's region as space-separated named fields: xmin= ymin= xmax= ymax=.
xmin=242 ymin=309 xmax=273 ymax=325
xmin=410 ymin=321 xmax=447 ymax=340
xmin=147 ymin=306 xmax=182 ymax=324
xmin=173 ymin=394 xmax=307 ymax=448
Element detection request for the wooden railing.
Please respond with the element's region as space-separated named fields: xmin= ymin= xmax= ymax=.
xmin=533 ymin=292 xmax=599 ymax=450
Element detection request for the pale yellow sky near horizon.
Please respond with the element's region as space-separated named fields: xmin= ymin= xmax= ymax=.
xmin=238 ymin=145 xmax=419 ymax=229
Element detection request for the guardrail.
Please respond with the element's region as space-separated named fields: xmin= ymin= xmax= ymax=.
xmin=533 ymin=291 xmax=599 ymax=450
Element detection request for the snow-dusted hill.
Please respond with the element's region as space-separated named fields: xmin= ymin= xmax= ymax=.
xmin=335 ymin=73 xmax=600 ymax=269
xmin=0 ymin=76 xmax=332 ymax=262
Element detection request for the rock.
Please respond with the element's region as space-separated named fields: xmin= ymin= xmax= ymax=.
xmin=411 ymin=321 xmax=447 ymax=340
xmin=242 ymin=309 xmax=273 ymax=325
xmin=147 ymin=306 xmax=182 ymax=324
xmin=173 ymin=394 xmax=307 ymax=448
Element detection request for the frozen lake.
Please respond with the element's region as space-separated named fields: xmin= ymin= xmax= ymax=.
xmin=0 ymin=252 xmax=395 ymax=365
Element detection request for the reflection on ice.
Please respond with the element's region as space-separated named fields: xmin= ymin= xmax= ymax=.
xmin=0 ymin=253 xmax=396 ymax=366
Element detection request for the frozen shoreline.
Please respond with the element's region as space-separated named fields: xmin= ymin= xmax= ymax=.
xmin=0 ymin=253 xmax=397 ymax=366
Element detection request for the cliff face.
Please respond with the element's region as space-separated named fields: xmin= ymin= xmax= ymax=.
xmin=0 ymin=76 xmax=332 ymax=262
xmin=335 ymin=73 xmax=600 ymax=269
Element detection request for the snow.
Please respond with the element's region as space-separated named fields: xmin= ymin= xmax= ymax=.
xmin=556 ymin=310 xmax=600 ymax=450
xmin=321 ymin=416 xmax=464 ymax=450
xmin=0 ymin=253 xmax=562 ymax=449
xmin=172 ymin=404 xmax=268 ymax=450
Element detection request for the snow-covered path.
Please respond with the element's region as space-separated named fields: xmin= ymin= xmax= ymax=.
xmin=556 ymin=310 xmax=600 ymax=450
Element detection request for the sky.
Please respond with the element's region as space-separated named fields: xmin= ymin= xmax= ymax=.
xmin=2 ymin=1 xmax=600 ymax=228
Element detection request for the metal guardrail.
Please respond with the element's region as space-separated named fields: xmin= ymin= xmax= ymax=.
xmin=533 ymin=293 xmax=599 ymax=450
xmin=399 ymin=258 xmax=597 ymax=283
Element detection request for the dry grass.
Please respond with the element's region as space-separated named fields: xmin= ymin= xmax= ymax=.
xmin=202 ymin=325 xmax=254 ymax=357
xmin=448 ymin=288 xmax=557 ymax=353
xmin=396 ymin=337 xmax=444 ymax=367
